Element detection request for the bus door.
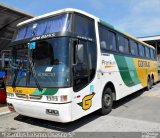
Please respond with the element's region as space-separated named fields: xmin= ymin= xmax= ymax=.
xmin=71 ymin=39 xmax=99 ymax=119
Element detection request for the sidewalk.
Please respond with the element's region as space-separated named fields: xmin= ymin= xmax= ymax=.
xmin=142 ymin=82 xmax=160 ymax=97
xmin=0 ymin=103 xmax=10 ymax=115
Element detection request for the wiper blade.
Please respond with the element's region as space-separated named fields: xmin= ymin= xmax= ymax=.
xmin=11 ymin=58 xmax=28 ymax=87
xmin=11 ymin=62 xmax=21 ymax=87
xmin=28 ymin=54 xmax=42 ymax=91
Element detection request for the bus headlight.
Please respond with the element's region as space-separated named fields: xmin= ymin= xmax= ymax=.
xmin=46 ymin=96 xmax=58 ymax=101
xmin=46 ymin=95 xmax=68 ymax=102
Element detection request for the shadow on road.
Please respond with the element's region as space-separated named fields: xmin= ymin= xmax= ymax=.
xmin=14 ymin=88 xmax=148 ymax=132
xmin=113 ymin=88 xmax=146 ymax=109
xmin=14 ymin=111 xmax=100 ymax=132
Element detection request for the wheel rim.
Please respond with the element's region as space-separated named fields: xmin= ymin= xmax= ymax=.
xmin=103 ymin=94 xmax=112 ymax=108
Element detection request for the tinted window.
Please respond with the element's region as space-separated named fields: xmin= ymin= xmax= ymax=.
xmin=99 ymin=25 xmax=117 ymax=52
xmin=7 ymin=37 xmax=71 ymax=88
xmin=139 ymin=44 xmax=145 ymax=57
xmin=118 ymin=35 xmax=125 ymax=53
xmin=131 ymin=40 xmax=139 ymax=56
xmin=130 ymin=40 xmax=135 ymax=55
xmin=124 ymin=38 xmax=129 ymax=54
xmin=99 ymin=26 xmax=109 ymax=51
xmin=134 ymin=42 xmax=139 ymax=56
xmin=73 ymin=40 xmax=88 ymax=91
xmin=73 ymin=40 xmax=97 ymax=92
xmin=145 ymin=46 xmax=150 ymax=58
xmin=108 ymin=31 xmax=117 ymax=51
xmin=75 ymin=14 xmax=95 ymax=39
xmin=16 ymin=14 xmax=72 ymax=41
xmin=118 ymin=35 xmax=129 ymax=54
xmin=150 ymin=48 xmax=155 ymax=59
xmin=88 ymin=42 xmax=97 ymax=81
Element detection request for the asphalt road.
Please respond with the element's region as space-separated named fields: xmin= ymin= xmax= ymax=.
xmin=0 ymin=83 xmax=160 ymax=133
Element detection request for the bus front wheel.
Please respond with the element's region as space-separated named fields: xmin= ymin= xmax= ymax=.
xmin=99 ymin=87 xmax=113 ymax=115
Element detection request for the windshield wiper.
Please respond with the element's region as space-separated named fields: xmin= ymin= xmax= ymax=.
xmin=12 ymin=62 xmax=21 ymax=87
xmin=28 ymin=52 xmax=42 ymax=91
xmin=11 ymin=58 xmax=27 ymax=87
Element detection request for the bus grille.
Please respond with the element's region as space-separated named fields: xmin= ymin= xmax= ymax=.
xmin=16 ymin=94 xmax=42 ymax=100
xmin=16 ymin=94 xmax=26 ymax=98
xmin=29 ymin=95 xmax=42 ymax=100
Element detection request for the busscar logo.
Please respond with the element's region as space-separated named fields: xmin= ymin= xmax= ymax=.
xmin=13 ymin=88 xmax=23 ymax=94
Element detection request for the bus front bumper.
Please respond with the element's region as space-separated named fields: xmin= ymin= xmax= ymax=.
xmin=7 ymin=98 xmax=72 ymax=123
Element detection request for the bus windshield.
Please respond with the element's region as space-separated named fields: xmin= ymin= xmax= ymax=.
xmin=16 ymin=13 xmax=72 ymax=41
xmin=7 ymin=37 xmax=71 ymax=88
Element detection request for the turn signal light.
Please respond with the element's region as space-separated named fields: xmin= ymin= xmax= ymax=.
xmin=60 ymin=95 xmax=68 ymax=102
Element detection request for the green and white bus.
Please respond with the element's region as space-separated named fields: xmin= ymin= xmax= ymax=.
xmin=6 ymin=8 xmax=159 ymax=122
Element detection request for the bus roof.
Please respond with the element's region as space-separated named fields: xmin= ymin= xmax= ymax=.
xmin=17 ymin=8 xmax=99 ymax=27
xmin=124 ymin=33 xmax=155 ymax=49
xmin=17 ymin=8 xmax=155 ymax=50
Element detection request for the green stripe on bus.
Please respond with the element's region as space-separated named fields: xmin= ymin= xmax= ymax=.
xmin=125 ymin=57 xmax=140 ymax=85
xmin=114 ymin=55 xmax=140 ymax=87
xmin=100 ymin=20 xmax=114 ymax=29
xmin=32 ymin=88 xmax=58 ymax=95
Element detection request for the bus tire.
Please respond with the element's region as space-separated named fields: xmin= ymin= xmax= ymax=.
xmin=99 ymin=87 xmax=113 ymax=115
xmin=147 ymin=77 xmax=151 ymax=90
xmin=151 ymin=76 xmax=154 ymax=87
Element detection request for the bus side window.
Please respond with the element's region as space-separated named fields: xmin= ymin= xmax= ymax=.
xmin=150 ymin=48 xmax=154 ymax=59
xmin=152 ymin=49 xmax=156 ymax=59
xmin=139 ymin=44 xmax=145 ymax=57
xmin=118 ymin=35 xmax=125 ymax=53
xmin=98 ymin=24 xmax=117 ymax=52
xmin=130 ymin=40 xmax=135 ymax=55
xmin=145 ymin=46 xmax=150 ymax=58
xmin=108 ymin=31 xmax=117 ymax=51
xmin=124 ymin=38 xmax=129 ymax=54
xmin=99 ymin=25 xmax=109 ymax=52
xmin=134 ymin=42 xmax=139 ymax=56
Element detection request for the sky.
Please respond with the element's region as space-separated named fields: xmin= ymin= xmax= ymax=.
xmin=0 ymin=0 xmax=160 ymax=37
